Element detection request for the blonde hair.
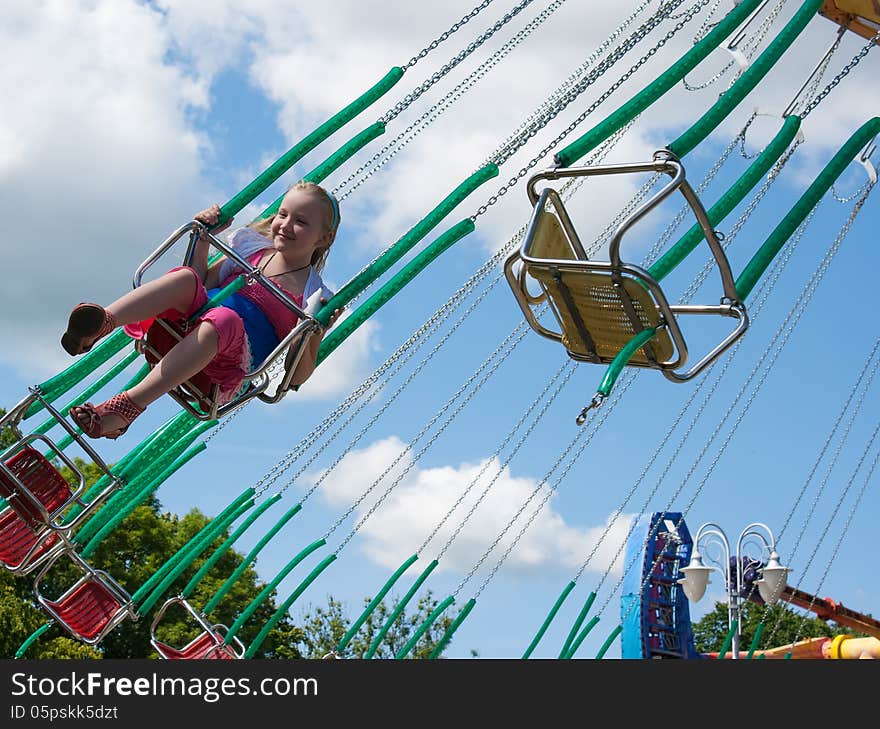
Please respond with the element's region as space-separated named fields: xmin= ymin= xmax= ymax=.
xmin=248 ymin=181 xmax=340 ymax=273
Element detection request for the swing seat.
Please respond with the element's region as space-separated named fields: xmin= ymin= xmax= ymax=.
xmin=0 ymin=509 xmax=65 ymax=576
xmin=0 ymin=445 xmax=73 ymax=575
xmin=0 ymin=439 xmax=122 ymax=574
xmin=150 ymin=596 xmax=244 ymax=659
xmin=132 ymin=220 xmax=321 ymax=421
xmin=506 ymin=155 xmax=748 ymax=384
xmin=34 ymin=551 xmax=137 ymax=645
xmin=142 ymin=318 xmax=220 ymax=417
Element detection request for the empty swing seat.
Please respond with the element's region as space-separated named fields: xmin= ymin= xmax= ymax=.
xmin=506 ymin=156 xmax=748 ymax=384
xmin=0 ymin=446 xmax=73 ymax=574
xmin=34 ymin=551 xmax=137 ymax=645
xmin=152 ymin=631 xmax=240 ymax=660
xmin=150 ymin=596 xmax=244 ymax=659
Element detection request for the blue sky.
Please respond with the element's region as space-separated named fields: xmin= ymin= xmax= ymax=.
xmin=2 ymin=0 xmax=879 ymax=659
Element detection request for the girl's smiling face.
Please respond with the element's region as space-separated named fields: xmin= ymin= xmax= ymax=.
xmin=269 ymin=188 xmax=331 ymax=260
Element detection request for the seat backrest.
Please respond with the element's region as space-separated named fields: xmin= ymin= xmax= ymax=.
xmin=525 ymin=204 xmax=578 ymax=261
xmin=0 ymin=447 xmax=72 ymax=529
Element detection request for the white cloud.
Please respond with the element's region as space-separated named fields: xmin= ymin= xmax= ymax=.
xmin=4 ymin=0 xmax=879 ymax=389
xmin=302 ymin=435 xmax=637 ymax=580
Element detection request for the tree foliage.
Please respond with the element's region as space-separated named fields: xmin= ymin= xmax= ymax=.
xmin=1 ymin=410 xmax=455 ymax=659
xmin=692 ymin=599 xmax=857 ymax=655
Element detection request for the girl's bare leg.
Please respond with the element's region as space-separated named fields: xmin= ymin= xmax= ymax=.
xmin=107 ymin=267 xmax=198 ymax=324
xmin=95 ymin=322 xmax=219 ymax=433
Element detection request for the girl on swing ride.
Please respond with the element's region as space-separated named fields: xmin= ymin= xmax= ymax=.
xmin=60 ymin=181 xmax=343 ymax=440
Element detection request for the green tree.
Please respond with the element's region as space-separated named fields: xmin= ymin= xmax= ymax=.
xmin=271 ymin=593 xmax=455 ymax=659
xmin=692 ymin=599 xmax=857 ymax=655
xmin=1 ymin=409 xmax=458 ymax=659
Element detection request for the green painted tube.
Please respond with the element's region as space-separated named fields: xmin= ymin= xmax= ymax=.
xmin=216 ymin=67 xmax=404 ymax=227
xmin=131 ymin=488 xmax=254 ymax=605
xmin=317 ymin=218 xmax=475 ymax=360
xmin=553 ymin=0 xmax=762 ymax=168
xmin=523 ymin=581 xmax=576 ymax=659
xmin=75 ymin=418 xmax=211 ymax=541
xmin=429 ymin=597 xmax=476 ymax=659
xmin=564 ymin=616 xmax=600 ymax=659
xmin=258 ymin=122 xmax=387 ymax=219
xmin=314 ymin=167 xmax=497 ymax=327
xmin=736 ymin=116 xmax=880 ymax=300
xmin=649 ymin=115 xmax=802 ymax=282
xmin=597 ymin=328 xmax=658 ymax=396
xmin=24 ymin=331 xmax=132 ymax=420
xmin=120 ymin=362 xmax=151 ymax=392
xmin=244 ymin=553 xmax=337 ymax=657
xmin=31 ymin=351 xmax=140 ymax=436
xmin=135 ymin=498 xmax=254 ymax=615
xmin=203 ymin=502 xmax=304 ymax=616
xmin=559 ymin=591 xmax=596 ymax=658
xmin=595 ymin=624 xmax=622 ymax=659
xmin=365 ymin=559 xmax=439 ymax=659
xmin=183 ymin=494 xmax=283 ymax=599
xmin=15 ymin=622 xmax=53 ymax=659
xmin=137 ymin=499 xmax=252 ymax=615
xmin=337 ymin=553 xmax=419 ymax=653
xmin=395 ymin=595 xmax=455 ymax=659
xmin=225 ymin=538 xmax=327 ymax=639
xmin=668 ymin=0 xmax=822 ymax=158
xmin=80 ymin=443 xmax=208 ymax=558
xmin=746 ymin=622 xmax=765 ymax=659
xmin=716 ymin=619 xmax=738 ymax=659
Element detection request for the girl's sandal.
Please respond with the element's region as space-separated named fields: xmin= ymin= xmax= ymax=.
xmin=69 ymin=392 xmax=145 ymax=440
xmin=62 ymin=303 xmax=118 ymax=356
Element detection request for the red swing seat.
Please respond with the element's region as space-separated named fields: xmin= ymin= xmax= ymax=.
xmin=150 ymin=595 xmax=244 ymax=659
xmin=34 ymin=551 xmax=137 ymax=645
xmin=153 ymin=630 xmax=240 ymax=660
xmin=0 ymin=446 xmax=74 ymax=574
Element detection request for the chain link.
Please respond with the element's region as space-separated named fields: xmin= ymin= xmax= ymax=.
xmin=472 ymin=0 xmax=712 ymax=219
xmin=385 ymin=0 xmax=536 ymax=125
xmin=402 ymin=0 xmax=496 ymax=70
xmin=800 ymin=30 xmax=880 ymax=119
xmin=335 ymin=0 xmax=570 ymax=201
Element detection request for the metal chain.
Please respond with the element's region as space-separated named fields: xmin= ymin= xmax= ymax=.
xmin=782 ymin=420 xmax=880 ymax=652
xmin=472 ymin=0 xmax=712 ymax=219
xmin=799 ymin=30 xmax=880 ymax=119
xmin=336 ymin=0 xmax=569 ymax=200
xmin=329 ymin=320 xmax=534 ymax=553
xmin=485 ymin=0 xmax=659 ymax=166
xmin=402 ymin=0 xmax=496 ymax=71
xmin=615 ymin=184 xmax=873 ymax=631
xmin=488 ymin=0 xmax=702 ymax=168
xmin=776 ymin=338 xmax=880 ymax=541
xmin=385 ymin=0 xmax=536 ymax=125
xmin=294 ymin=275 xmax=505 ymax=505
xmin=335 ymin=0 xmax=654 ymax=202
xmin=467 ymin=370 xmax=641 ymax=599
xmin=432 ymin=359 xmax=576 ymax=560
xmin=682 ymin=0 xmax=787 ymax=91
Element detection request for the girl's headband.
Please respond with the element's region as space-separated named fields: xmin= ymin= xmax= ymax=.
xmin=326 ymin=190 xmax=340 ymax=231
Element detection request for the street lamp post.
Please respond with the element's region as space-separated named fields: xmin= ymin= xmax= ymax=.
xmin=677 ymin=521 xmax=790 ymax=659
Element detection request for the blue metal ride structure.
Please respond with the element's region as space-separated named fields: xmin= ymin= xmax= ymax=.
xmin=620 ymin=511 xmax=701 ymax=659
